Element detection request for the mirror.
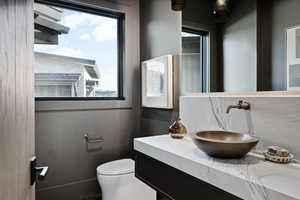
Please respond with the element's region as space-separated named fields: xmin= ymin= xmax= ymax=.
xmin=181 ymin=0 xmax=300 ymax=93
xmin=296 ymin=29 xmax=300 ymax=59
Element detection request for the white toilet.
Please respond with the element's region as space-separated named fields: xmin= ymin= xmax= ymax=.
xmin=97 ymin=159 xmax=156 ymax=200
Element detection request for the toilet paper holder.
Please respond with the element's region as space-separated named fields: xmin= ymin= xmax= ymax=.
xmin=84 ymin=134 xmax=104 ymax=144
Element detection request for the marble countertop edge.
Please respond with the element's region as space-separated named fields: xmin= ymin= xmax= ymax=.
xmin=134 ymin=135 xmax=300 ymax=200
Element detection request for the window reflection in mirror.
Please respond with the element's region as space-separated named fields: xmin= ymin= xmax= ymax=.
xmin=181 ymin=29 xmax=209 ymax=94
xmin=182 ymin=0 xmax=300 ymax=93
xmin=296 ymin=29 xmax=300 ymax=59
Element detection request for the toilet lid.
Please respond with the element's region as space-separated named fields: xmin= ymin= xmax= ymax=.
xmin=97 ymin=159 xmax=135 ymax=175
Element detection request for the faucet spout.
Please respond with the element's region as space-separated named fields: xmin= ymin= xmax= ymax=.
xmin=226 ymin=100 xmax=250 ymax=114
xmin=226 ymin=105 xmax=240 ymax=113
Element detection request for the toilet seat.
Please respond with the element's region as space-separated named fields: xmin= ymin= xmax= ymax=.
xmin=97 ymin=159 xmax=156 ymax=200
xmin=97 ymin=159 xmax=134 ymax=176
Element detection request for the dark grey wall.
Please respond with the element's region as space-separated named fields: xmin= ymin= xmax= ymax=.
xmin=35 ymin=1 xmax=140 ymax=200
xmin=182 ymin=0 xmax=215 ymax=25
xmin=36 ymin=109 xmax=135 ymax=200
xmin=140 ymin=0 xmax=181 ymax=60
xmin=271 ymin=0 xmax=300 ymax=90
xmin=222 ymin=0 xmax=257 ymax=92
xmin=140 ymin=0 xmax=181 ymax=137
xmin=182 ymin=0 xmax=219 ymax=92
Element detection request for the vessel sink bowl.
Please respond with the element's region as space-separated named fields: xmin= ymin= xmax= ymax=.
xmin=192 ymin=131 xmax=260 ymax=158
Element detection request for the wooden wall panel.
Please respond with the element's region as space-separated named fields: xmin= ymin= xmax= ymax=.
xmin=0 ymin=0 xmax=35 ymax=200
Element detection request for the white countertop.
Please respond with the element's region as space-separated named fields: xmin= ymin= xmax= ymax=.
xmin=134 ymin=135 xmax=300 ymax=200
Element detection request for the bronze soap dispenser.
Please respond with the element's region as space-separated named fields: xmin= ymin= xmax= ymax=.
xmin=169 ymin=118 xmax=187 ymax=139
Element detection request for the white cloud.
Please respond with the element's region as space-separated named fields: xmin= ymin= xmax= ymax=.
xmin=60 ymin=13 xmax=91 ymax=29
xmin=92 ymin=26 xmax=117 ymax=41
xmin=80 ymin=33 xmax=91 ymax=40
xmin=60 ymin=12 xmax=117 ymax=41
xmin=90 ymin=16 xmax=117 ymax=26
xmin=61 ymin=13 xmax=116 ymax=29
xmin=91 ymin=16 xmax=117 ymax=41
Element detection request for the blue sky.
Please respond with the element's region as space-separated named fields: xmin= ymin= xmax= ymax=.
xmin=35 ymin=9 xmax=118 ymax=91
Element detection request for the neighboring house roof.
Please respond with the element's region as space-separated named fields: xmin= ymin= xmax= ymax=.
xmin=35 ymin=15 xmax=70 ymax=34
xmin=35 ymin=52 xmax=96 ymax=65
xmin=35 ymin=73 xmax=82 ymax=82
xmin=34 ymin=14 xmax=70 ymax=44
xmin=85 ymin=65 xmax=100 ymax=79
xmin=34 ymin=3 xmax=69 ymax=44
xmin=34 ymin=3 xmax=63 ymax=21
xmin=35 ymin=52 xmax=100 ymax=79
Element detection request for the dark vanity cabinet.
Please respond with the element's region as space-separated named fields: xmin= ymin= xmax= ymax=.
xmin=135 ymin=151 xmax=242 ymax=200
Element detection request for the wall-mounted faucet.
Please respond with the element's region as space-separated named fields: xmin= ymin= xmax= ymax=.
xmin=226 ymin=100 xmax=250 ymax=114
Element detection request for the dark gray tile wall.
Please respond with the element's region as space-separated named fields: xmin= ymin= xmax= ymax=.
xmin=141 ymin=108 xmax=179 ymax=136
xmin=140 ymin=0 xmax=181 ymax=137
xmin=139 ymin=0 xmax=219 ymax=134
xmin=35 ymin=109 xmax=136 ymax=200
xmin=36 ymin=179 xmax=101 ymax=200
xmin=221 ymin=0 xmax=257 ymax=92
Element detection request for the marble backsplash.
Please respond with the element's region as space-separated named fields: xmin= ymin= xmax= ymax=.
xmin=180 ymin=96 xmax=300 ymax=160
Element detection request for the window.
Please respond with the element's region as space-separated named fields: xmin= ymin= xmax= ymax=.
xmin=34 ymin=0 xmax=125 ymax=100
xmin=181 ymin=27 xmax=209 ymax=93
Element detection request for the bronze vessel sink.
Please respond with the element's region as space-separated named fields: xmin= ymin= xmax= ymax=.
xmin=192 ymin=131 xmax=259 ymax=158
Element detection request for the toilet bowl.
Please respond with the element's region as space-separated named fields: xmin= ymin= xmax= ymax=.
xmin=97 ymin=159 xmax=156 ymax=200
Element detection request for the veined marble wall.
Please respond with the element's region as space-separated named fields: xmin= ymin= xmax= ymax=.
xmin=180 ymin=96 xmax=300 ymax=160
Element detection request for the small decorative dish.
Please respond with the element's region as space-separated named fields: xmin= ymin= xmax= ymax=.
xmin=264 ymin=151 xmax=294 ymax=164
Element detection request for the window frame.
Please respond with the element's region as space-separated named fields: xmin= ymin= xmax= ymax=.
xmin=34 ymin=0 xmax=125 ymax=101
xmin=182 ymin=27 xmax=209 ymax=93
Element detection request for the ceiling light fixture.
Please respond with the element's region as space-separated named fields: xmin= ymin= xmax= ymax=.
xmin=212 ymin=0 xmax=231 ymax=23
xmin=171 ymin=0 xmax=186 ymax=11
xmin=216 ymin=0 xmax=227 ymax=7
